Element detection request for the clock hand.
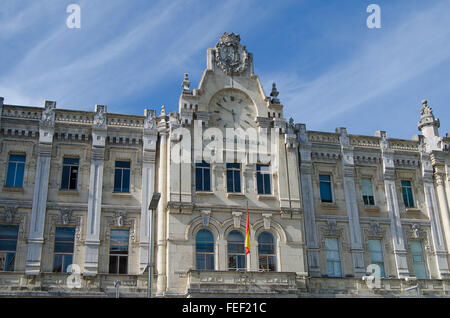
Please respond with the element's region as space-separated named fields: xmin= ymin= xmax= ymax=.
xmin=216 ymin=102 xmax=233 ymax=114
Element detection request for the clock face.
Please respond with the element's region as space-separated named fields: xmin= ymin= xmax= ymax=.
xmin=209 ymin=89 xmax=256 ymax=129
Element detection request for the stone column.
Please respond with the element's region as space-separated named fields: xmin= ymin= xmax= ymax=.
xmin=434 ymin=170 xmax=450 ymax=265
xmin=336 ymin=128 xmax=365 ymax=277
xmin=424 ymin=151 xmax=450 ymax=278
xmin=296 ymin=124 xmax=321 ymax=277
xmin=377 ymin=131 xmax=409 ymax=278
xmin=139 ymin=109 xmax=158 ymax=274
xmin=83 ymin=105 xmax=107 ymax=276
xmin=156 ymin=107 xmax=168 ymax=295
xmin=25 ymin=100 xmax=55 ymax=275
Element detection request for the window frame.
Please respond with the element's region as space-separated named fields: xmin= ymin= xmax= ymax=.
xmin=0 ymin=224 xmax=19 ymax=272
xmin=195 ymin=229 xmax=215 ymax=270
xmin=227 ymin=230 xmax=246 ymax=271
xmin=226 ymin=163 xmax=242 ymax=193
xmin=361 ymin=177 xmax=376 ymax=206
xmin=368 ymin=239 xmax=386 ymax=277
xmin=109 ymin=228 xmax=130 ymax=274
xmin=113 ymin=161 xmax=131 ymax=193
xmin=410 ymin=240 xmax=428 ymax=279
xmin=319 ymin=174 xmax=333 ymax=203
xmin=195 ymin=161 xmax=211 ymax=192
xmin=256 ymin=164 xmax=271 ymax=195
xmin=60 ymin=157 xmax=80 ymax=190
xmin=52 ymin=226 xmax=76 ymax=273
xmin=5 ymin=154 xmax=26 ymax=188
xmin=401 ymin=180 xmax=415 ymax=208
xmin=324 ymin=237 xmax=342 ymax=278
xmin=257 ymin=231 xmax=276 ymax=272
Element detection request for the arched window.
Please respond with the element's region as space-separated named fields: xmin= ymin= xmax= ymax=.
xmin=227 ymin=230 xmax=246 ymax=271
xmin=195 ymin=229 xmax=214 ymax=270
xmin=258 ymin=232 xmax=276 ymax=271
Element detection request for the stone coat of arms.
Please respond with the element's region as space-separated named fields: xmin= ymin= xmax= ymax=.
xmin=215 ymin=32 xmax=249 ymax=75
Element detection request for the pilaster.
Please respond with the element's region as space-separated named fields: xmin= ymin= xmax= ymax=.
xmin=376 ymin=131 xmax=410 ymax=278
xmin=139 ymin=109 xmax=158 ymax=273
xmin=156 ymin=107 xmax=168 ymax=295
xmin=83 ymin=105 xmax=107 ymax=276
xmin=25 ymin=100 xmax=55 ymax=275
xmin=296 ymin=124 xmax=321 ymax=277
xmin=336 ymin=128 xmax=365 ymax=277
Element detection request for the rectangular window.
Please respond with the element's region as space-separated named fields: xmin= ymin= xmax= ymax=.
xmin=325 ymin=238 xmax=342 ymax=277
xmin=0 ymin=225 xmax=19 ymax=272
xmin=61 ymin=158 xmax=79 ymax=190
xmin=226 ymin=163 xmax=241 ymax=193
xmin=319 ymin=174 xmax=333 ymax=203
xmin=410 ymin=241 xmax=427 ymax=279
xmin=256 ymin=164 xmax=271 ymax=195
xmin=114 ymin=161 xmax=131 ymax=193
xmin=368 ymin=239 xmax=385 ymax=277
xmin=361 ymin=177 xmax=375 ymax=206
xmin=401 ymin=180 xmax=415 ymax=208
xmin=5 ymin=154 xmax=26 ymax=188
xmin=109 ymin=229 xmax=129 ymax=274
xmin=53 ymin=227 xmax=75 ymax=273
xmin=195 ymin=161 xmax=211 ymax=192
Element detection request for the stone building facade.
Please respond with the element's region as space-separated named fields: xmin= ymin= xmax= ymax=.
xmin=0 ymin=33 xmax=449 ymax=297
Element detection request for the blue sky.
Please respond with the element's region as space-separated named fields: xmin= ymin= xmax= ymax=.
xmin=1 ymin=0 xmax=449 ymax=139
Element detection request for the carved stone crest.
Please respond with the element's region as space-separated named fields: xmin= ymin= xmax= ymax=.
xmin=40 ymin=101 xmax=56 ymax=128
xmin=215 ymin=32 xmax=249 ymax=75
xmin=93 ymin=105 xmax=107 ymax=129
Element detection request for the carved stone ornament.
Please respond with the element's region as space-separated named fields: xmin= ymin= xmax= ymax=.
xmin=144 ymin=109 xmax=156 ymax=130
xmin=215 ymin=32 xmax=249 ymax=75
xmin=60 ymin=208 xmax=73 ymax=225
xmin=368 ymin=221 xmax=382 ymax=237
xmin=4 ymin=206 xmax=18 ymax=223
xmin=40 ymin=101 xmax=56 ymax=128
xmin=411 ymin=224 xmax=422 ymax=239
xmin=93 ymin=105 xmax=107 ymax=129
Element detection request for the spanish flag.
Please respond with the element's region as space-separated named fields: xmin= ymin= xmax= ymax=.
xmin=244 ymin=203 xmax=250 ymax=255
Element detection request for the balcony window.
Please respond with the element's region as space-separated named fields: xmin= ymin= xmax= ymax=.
xmin=0 ymin=225 xmax=19 ymax=271
xmin=195 ymin=229 xmax=214 ymax=270
xmin=258 ymin=232 xmax=276 ymax=271
xmin=227 ymin=230 xmax=246 ymax=271
xmin=53 ymin=227 xmax=75 ymax=273
xmin=109 ymin=229 xmax=129 ymax=274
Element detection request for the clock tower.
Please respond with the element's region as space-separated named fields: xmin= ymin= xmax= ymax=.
xmin=156 ymin=32 xmax=306 ymax=296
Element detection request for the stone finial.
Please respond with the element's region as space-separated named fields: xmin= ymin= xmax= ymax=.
xmin=40 ymin=100 xmax=56 ymax=128
xmin=270 ymin=82 xmax=280 ymax=104
xmin=182 ymin=73 xmax=191 ymax=92
xmin=160 ymin=105 xmax=166 ymax=117
xmin=418 ymin=99 xmax=440 ymax=131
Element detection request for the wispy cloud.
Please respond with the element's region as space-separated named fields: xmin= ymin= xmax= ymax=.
xmin=0 ymin=0 xmax=265 ymax=113
xmin=264 ymin=1 xmax=450 ymax=132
